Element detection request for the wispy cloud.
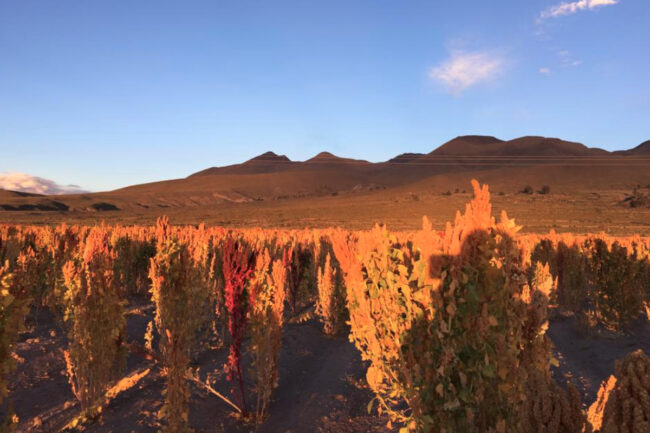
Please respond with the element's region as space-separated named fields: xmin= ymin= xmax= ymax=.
xmin=537 ymin=52 xmax=581 ymax=76
xmin=0 ymin=172 xmax=87 ymax=195
xmin=429 ymin=51 xmax=505 ymax=95
xmin=540 ymin=0 xmax=618 ymax=20
xmin=558 ymin=50 xmax=582 ymax=67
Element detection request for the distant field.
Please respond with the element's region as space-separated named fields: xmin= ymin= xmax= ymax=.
xmin=2 ymin=187 xmax=649 ymax=235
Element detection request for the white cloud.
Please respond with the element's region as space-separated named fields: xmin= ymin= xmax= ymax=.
xmin=539 ymin=67 xmax=552 ymax=75
xmin=540 ymin=0 xmax=618 ymax=20
xmin=0 ymin=172 xmax=87 ymax=195
xmin=429 ymin=51 xmax=505 ymax=95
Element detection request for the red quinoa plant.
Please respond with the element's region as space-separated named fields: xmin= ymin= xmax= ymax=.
xmin=222 ymin=236 xmax=255 ymax=417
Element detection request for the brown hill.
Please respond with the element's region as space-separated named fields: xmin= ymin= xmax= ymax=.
xmin=245 ymin=151 xmax=291 ymax=163
xmin=0 ymin=189 xmax=45 ymax=199
xmin=0 ymin=189 xmax=69 ymax=211
xmin=190 ymin=151 xmax=370 ymax=177
xmin=429 ymin=135 xmax=504 ymax=156
xmin=614 ymin=140 xmax=650 ymax=156
xmin=387 ymin=153 xmax=425 ymax=163
xmin=191 ymin=151 xmax=294 ymax=176
xmin=430 ymin=135 xmax=606 ymax=157
xmin=306 ymin=152 xmax=369 ymax=164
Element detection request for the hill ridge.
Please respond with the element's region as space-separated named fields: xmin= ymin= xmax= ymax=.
xmin=190 ymin=135 xmax=648 ymax=177
xmin=244 ymin=151 xmax=291 ymax=163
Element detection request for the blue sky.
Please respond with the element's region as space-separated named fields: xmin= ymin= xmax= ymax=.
xmin=1 ymin=0 xmax=648 ymax=192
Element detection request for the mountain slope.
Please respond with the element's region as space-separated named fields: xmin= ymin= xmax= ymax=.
xmin=191 ymin=151 xmax=294 ymax=176
xmin=429 ymin=135 xmax=504 ymax=156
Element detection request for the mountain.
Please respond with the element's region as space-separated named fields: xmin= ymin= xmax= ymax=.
xmin=1 ymin=135 xmax=648 ymax=221
xmin=190 ymin=135 xmax=633 ymax=179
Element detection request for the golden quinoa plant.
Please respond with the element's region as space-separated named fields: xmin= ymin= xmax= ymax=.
xmin=521 ymin=371 xmax=590 ymax=433
xmin=587 ymin=239 xmax=647 ymax=330
xmin=589 ymin=350 xmax=650 ymax=433
xmin=62 ymin=227 xmax=126 ymax=418
xmin=315 ymin=252 xmax=346 ymax=335
xmin=149 ymin=217 xmax=209 ymax=433
xmin=249 ymin=249 xmax=287 ymax=421
xmin=334 ymin=180 xmax=552 ymax=433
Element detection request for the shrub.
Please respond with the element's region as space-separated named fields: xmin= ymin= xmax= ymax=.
xmin=522 ymin=185 xmax=534 ymax=195
xmin=62 ymin=227 xmax=126 ymax=418
xmin=539 ymin=185 xmax=551 ymax=195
